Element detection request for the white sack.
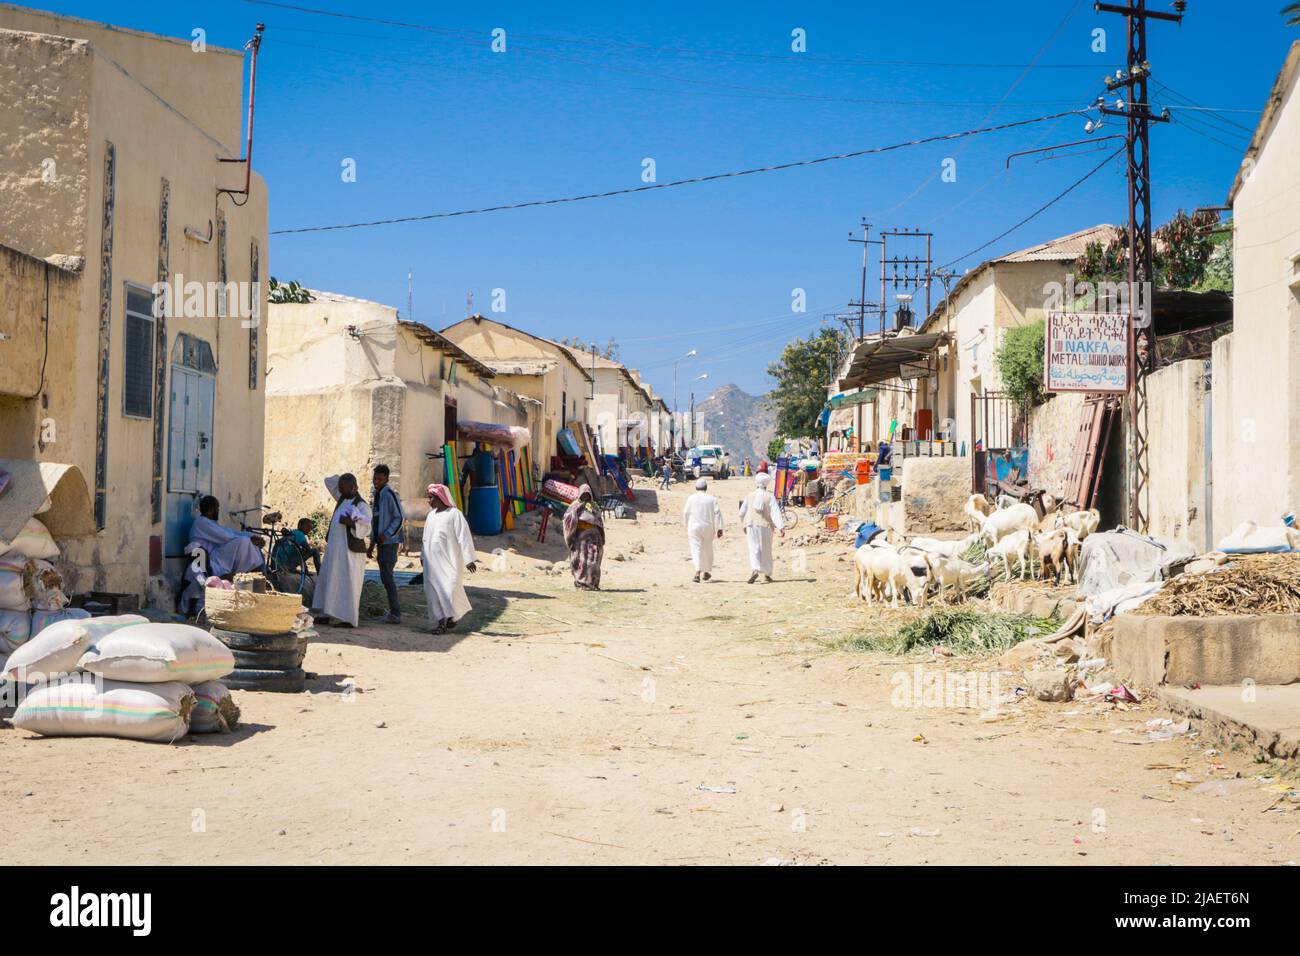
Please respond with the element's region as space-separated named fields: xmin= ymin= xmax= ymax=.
xmin=3 ymin=614 xmax=147 ymax=684
xmin=30 ymin=607 xmax=89 ymax=636
xmin=0 ymin=517 xmax=59 ymax=560
xmin=0 ymin=609 xmax=30 ymax=653
xmin=12 ymin=678 xmax=194 ymax=743
xmin=78 ymin=622 xmax=234 ymax=685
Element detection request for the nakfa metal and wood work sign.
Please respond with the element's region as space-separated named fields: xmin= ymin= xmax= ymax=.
xmin=1044 ymin=311 xmax=1130 ymax=394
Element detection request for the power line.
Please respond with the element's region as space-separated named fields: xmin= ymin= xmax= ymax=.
xmin=241 ymin=0 xmax=1103 ymax=70
xmin=271 ymin=108 xmax=1085 ymax=235
xmin=937 ymin=146 xmax=1122 ymax=270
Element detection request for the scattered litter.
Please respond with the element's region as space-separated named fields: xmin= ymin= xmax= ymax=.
xmin=1193 ymin=778 xmax=1260 ymax=797
xmin=908 ymin=827 xmax=941 ymax=837
xmin=697 ymin=785 xmax=737 ymax=794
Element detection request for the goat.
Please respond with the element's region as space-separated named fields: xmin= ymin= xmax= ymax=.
xmin=963 ymin=493 xmax=994 ymax=532
xmin=923 ymin=552 xmax=990 ymax=604
xmin=908 ymin=531 xmax=981 ymax=559
xmin=1034 ymin=529 xmax=1069 ymax=586
xmin=981 ymin=502 xmax=1039 ymax=547
xmin=854 ymin=545 xmax=929 ymax=609
xmin=1055 ymin=508 xmax=1100 ymax=541
xmin=988 ymin=529 xmax=1032 ymax=581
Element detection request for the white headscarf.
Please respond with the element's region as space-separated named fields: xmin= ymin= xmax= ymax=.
xmin=694 ymin=478 xmax=708 ymax=490
xmin=755 ymin=472 xmax=773 ymax=489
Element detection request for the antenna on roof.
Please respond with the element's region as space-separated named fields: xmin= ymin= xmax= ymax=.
xmin=407 ymin=269 xmax=413 ymax=322
xmin=466 ymin=291 xmax=474 ymax=317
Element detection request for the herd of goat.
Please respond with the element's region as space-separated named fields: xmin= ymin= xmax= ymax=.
xmin=852 ymin=493 xmax=1102 ymax=609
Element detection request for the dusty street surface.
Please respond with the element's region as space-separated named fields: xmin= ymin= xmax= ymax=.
xmin=3 ymin=478 xmax=1296 ymax=865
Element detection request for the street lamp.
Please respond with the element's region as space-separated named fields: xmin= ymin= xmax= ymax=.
xmin=672 ymin=349 xmax=697 ymax=450
xmin=689 ymin=373 xmax=708 ymax=445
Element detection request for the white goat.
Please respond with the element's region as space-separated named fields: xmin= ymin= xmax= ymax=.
xmin=989 ymin=529 xmax=1032 ymax=580
xmin=981 ymin=502 xmax=1039 ymax=547
xmin=923 ymin=552 xmax=990 ymax=603
xmin=854 ymin=545 xmax=930 ymax=609
xmin=1055 ymin=508 xmax=1100 ymax=541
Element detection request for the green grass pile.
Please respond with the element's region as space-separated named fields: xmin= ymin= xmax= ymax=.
xmin=858 ymin=607 xmax=1058 ymax=655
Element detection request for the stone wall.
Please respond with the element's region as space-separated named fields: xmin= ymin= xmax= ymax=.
xmin=899 ymin=456 xmax=969 ymax=534
xmin=1028 ymin=391 xmax=1085 ymax=501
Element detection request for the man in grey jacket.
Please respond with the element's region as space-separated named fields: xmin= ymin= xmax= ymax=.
xmin=368 ymin=464 xmax=406 ymax=624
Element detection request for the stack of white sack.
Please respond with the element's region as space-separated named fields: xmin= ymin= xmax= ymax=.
xmin=0 ymin=516 xmax=88 ymax=666
xmin=3 ymin=617 xmax=236 ymax=743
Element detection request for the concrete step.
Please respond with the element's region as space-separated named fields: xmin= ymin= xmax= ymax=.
xmin=1160 ymin=684 xmax=1300 ymax=761
xmin=1111 ymin=612 xmax=1300 ymax=687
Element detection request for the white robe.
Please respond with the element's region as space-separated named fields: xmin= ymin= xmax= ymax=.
xmin=682 ymin=491 xmax=724 ymax=573
xmin=312 ymin=496 xmax=372 ymax=626
xmin=188 ymin=515 xmax=264 ymax=578
xmin=740 ymin=489 xmax=784 ymax=575
xmin=421 ymin=507 xmax=477 ymax=625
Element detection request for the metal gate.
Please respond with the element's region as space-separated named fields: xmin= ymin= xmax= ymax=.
xmin=971 ymin=391 xmax=1029 ymax=497
xmin=164 ymin=335 xmax=216 ymax=565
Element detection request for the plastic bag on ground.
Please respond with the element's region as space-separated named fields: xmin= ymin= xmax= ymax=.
xmin=11 ymin=678 xmax=195 ymax=743
xmin=2 ymin=614 xmax=147 ymax=684
xmin=77 ymin=622 xmax=235 ymax=684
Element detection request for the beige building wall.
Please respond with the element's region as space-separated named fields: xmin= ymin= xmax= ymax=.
xmin=0 ymin=15 xmax=266 ymax=599
xmin=265 ymin=297 xmax=526 ymax=523
xmin=1147 ymin=360 xmax=1210 ymax=550
xmin=441 ymin=316 xmax=591 ymax=465
xmin=1216 ymin=42 xmax=1300 ymax=536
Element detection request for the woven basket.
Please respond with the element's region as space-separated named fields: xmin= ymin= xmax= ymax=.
xmin=204 ymin=587 xmax=305 ymax=635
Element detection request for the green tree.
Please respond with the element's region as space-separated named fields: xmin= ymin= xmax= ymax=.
xmin=1074 ymin=210 xmax=1223 ymax=291
xmin=995 ymin=320 xmax=1046 ymax=407
xmin=766 ymin=437 xmax=785 ymax=461
xmin=765 ymin=327 xmax=844 ymax=439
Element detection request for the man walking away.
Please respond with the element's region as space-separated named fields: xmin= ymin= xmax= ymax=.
xmin=740 ymin=471 xmax=785 ymax=584
xmin=368 ymin=464 xmax=405 ymax=624
xmin=682 ymin=478 xmax=724 ymax=583
xmin=312 ymin=473 xmax=371 ymax=627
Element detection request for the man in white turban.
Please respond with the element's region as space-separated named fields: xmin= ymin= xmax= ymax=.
xmin=739 ymin=471 xmax=785 ymax=584
xmin=420 ymin=483 xmax=478 ymax=634
xmin=681 ymin=478 xmax=724 ymax=583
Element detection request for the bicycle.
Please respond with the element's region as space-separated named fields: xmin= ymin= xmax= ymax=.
xmin=231 ymin=506 xmax=318 ymax=596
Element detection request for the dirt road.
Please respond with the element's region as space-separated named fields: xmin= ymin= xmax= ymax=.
xmin=3 ymin=477 xmax=1296 ymax=865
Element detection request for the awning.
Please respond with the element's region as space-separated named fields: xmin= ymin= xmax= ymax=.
xmin=838 ymin=332 xmax=950 ymax=391
xmin=0 ymin=459 xmax=95 ymax=546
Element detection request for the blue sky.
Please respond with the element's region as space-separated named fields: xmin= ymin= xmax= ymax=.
xmin=28 ymin=1 xmax=1298 ymax=398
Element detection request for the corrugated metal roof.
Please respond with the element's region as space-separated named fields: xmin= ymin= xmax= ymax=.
xmin=994 ymin=224 xmax=1119 ymax=263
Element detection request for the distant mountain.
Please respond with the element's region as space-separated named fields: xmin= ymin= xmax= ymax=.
xmin=694 ymin=384 xmax=776 ymax=464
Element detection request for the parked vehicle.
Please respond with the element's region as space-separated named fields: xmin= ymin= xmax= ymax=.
xmin=685 ymin=445 xmax=731 ymax=479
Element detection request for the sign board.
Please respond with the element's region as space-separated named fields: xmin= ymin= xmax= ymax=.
xmin=1044 ymin=311 xmax=1130 ymax=394
xmin=899 ymin=361 xmax=930 ymax=381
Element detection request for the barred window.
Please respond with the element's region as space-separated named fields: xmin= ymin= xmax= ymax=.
xmin=123 ymin=285 xmax=156 ymax=419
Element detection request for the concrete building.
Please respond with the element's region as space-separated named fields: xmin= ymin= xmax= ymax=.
xmin=0 ymin=6 xmax=267 ymax=600
xmin=1215 ymin=40 xmax=1300 ymax=536
xmin=264 ymin=292 xmax=528 ymax=523
xmin=440 ymin=315 xmax=592 ymax=467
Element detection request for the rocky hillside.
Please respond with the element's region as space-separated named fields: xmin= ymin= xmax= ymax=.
xmin=694 ymin=384 xmax=776 ymax=464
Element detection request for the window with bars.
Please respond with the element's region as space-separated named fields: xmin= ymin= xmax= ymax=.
xmin=123 ymin=284 xmax=156 ymax=419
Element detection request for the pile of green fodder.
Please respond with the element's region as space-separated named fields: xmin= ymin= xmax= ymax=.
xmin=869 ymin=606 xmax=1058 ymax=655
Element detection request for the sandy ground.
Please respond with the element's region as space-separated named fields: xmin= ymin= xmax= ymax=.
xmin=3 ymin=477 xmax=1298 ymax=865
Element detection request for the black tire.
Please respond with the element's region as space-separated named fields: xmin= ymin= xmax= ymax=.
xmin=211 ymin=627 xmax=302 ymax=652
xmin=231 ymin=643 xmax=306 ymax=669
xmin=222 ymin=666 xmax=307 ymax=693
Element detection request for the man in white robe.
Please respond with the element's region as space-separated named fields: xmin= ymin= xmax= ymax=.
xmin=187 ymin=496 xmax=265 ymax=578
xmin=420 ymin=483 xmax=478 ymax=634
xmin=739 ymin=471 xmax=785 ymax=584
xmin=682 ymin=478 xmax=724 ymax=583
xmin=311 ymin=473 xmax=372 ymax=627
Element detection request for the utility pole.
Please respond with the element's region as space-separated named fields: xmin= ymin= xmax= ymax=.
xmin=847 ymin=220 xmax=883 ymax=453
xmin=407 ymin=269 xmax=414 ymax=322
xmin=1096 ymin=0 xmax=1183 ymax=532
xmin=880 ymin=228 xmax=934 ymax=335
